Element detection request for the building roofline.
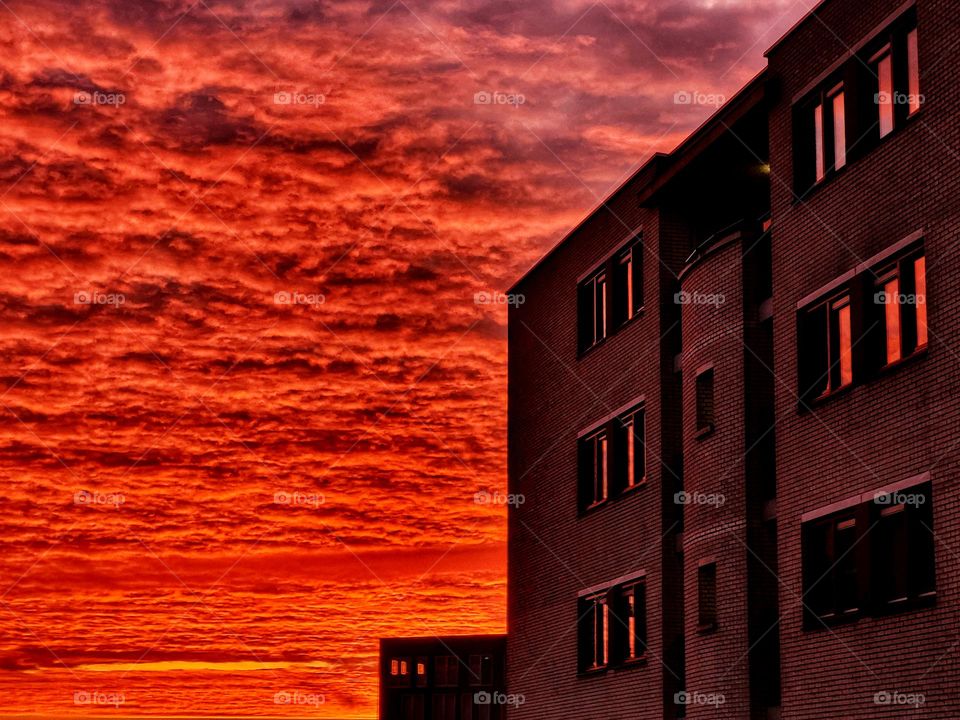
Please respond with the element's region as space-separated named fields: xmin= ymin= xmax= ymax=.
xmin=379 ymin=634 xmax=506 ymax=644
xmin=508 ymin=69 xmax=766 ymax=293
xmin=763 ymin=0 xmax=833 ymax=57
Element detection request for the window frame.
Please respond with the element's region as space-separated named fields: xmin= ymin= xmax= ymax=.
xmin=697 ymin=561 xmax=718 ymax=633
xmin=695 ymin=366 xmax=715 ymax=437
xmin=577 ymin=232 xmax=644 ymax=357
xmin=578 ymin=573 xmax=648 ymax=675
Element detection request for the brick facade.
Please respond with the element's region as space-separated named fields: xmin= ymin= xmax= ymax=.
xmin=506 ymin=0 xmax=960 ymax=717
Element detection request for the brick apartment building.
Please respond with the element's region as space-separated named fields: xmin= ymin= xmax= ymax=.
xmin=379 ymin=635 xmax=507 ymax=719
xmin=506 ymin=0 xmax=959 ymax=717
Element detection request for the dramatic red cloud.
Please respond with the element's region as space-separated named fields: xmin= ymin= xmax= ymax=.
xmin=0 ymin=0 xmax=809 ymax=715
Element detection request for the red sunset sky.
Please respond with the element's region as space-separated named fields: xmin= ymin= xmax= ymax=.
xmin=0 ymin=0 xmax=812 ymax=716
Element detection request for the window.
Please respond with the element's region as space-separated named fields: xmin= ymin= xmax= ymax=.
xmin=615 ymin=406 xmax=646 ymax=490
xmin=907 ymin=27 xmax=921 ymax=115
xmin=798 ymin=293 xmax=852 ymax=402
xmin=695 ymin=368 xmax=715 ymax=434
xmin=614 ymin=582 xmax=647 ymax=661
xmin=578 ymin=270 xmax=607 ymax=352
xmin=400 ymin=694 xmax=424 ymax=720
xmin=873 ymin=483 xmax=935 ymax=609
xmin=697 ymin=562 xmax=717 ymax=632
xmin=875 ymin=46 xmax=895 ymax=138
xmin=468 ymin=654 xmax=493 ymax=686
xmin=432 ymin=694 xmax=456 ymax=720
xmin=579 ymin=429 xmax=608 ymax=508
xmin=802 ymin=511 xmax=860 ymax=624
xmin=415 ymin=656 xmax=427 ymax=687
xmin=434 ymin=655 xmax=459 ymax=687
xmin=579 ymin=592 xmax=609 ymax=671
xmin=389 ymin=657 xmax=412 ymax=686
xmin=807 ymin=83 xmax=846 ymax=184
xmin=802 ymin=480 xmax=935 ymax=628
xmin=612 ymin=237 xmax=643 ymax=326
xmin=873 ymin=251 xmax=927 ymax=367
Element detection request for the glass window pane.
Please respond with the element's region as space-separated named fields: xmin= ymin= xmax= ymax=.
xmin=884 ymin=277 xmax=901 ymax=363
xmin=814 ymin=103 xmax=825 ymax=181
xmin=837 ymin=302 xmax=852 ymax=387
xmin=915 ymin=256 xmax=927 ymax=346
xmin=832 ymin=91 xmax=846 ymax=169
xmin=907 ymin=28 xmax=921 ymax=114
xmin=626 ymin=424 xmax=635 ymax=488
xmin=877 ymin=54 xmax=894 ymax=137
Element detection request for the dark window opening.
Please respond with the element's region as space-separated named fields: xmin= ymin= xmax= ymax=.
xmin=468 ymin=654 xmax=493 ymax=686
xmin=578 ymin=429 xmax=608 ymax=509
xmin=578 ymin=270 xmax=607 ymax=353
xmin=614 ymin=406 xmax=646 ymax=491
xmin=434 ymin=655 xmax=459 ymax=687
xmin=612 ymin=236 xmax=643 ymax=327
xmin=798 ymin=292 xmax=852 ymax=403
xmin=697 ymin=562 xmax=718 ymax=632
xmin=696 ymin=368 xmax=715 ymax=434
xmin=579 ymin=592 xmax=609 ymax=671
xmin=872 ymin=251 xmax=927 ymax=368
xmin=614 ymin=582 xmax=647 ymax=662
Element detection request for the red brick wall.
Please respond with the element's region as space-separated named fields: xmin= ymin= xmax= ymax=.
xmin=767 ymin=0 xmax=960 ymax=716
xmin=507 ymin=181 xmax=684 ymax=718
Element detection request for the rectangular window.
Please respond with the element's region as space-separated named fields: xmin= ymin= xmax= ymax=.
xmin=579 ymin=430 xmax=608 ymax=508
xmin=873 ymin=250 xmax=927 ymax=366
xmin=578 ymin=270 xmax=607 ymax=352
xmin=614 ymin=582 xmax=647 ymax=661
xmin=400 ymin=694 xmax=425 ymax=720
xmin=617 ymin=407 xmax=646 ymax=490
xmin=613 ymin=237 xmax=643 ymax=326
xmin=873 ymin=482 xmax=935 ymax=608
xmin=434 ymin=655 xmax=459 ymax=687
xmin=831 ymin=87 xmax=846 ymax=170
xmin=389 ymin=657 xmax=412 ymax=687
xmin=697 ymin=562 xmax=718 ymax=631
xmin=802 ymin=510 xmax=861 ymax=624
xmin=696 ymin=368 xmax=715 ymax=433
xmin=468 ymin=654 xmax=493 ymax=686
xmin=813 ymin=102 xmax=825 ymax=182
xmin=907 ymin=27 xmax=921 ymax=115
xmin=876 ymin=49 xmax=895 ymax=138
xmin=579 ymin=592 xmax=609 ymax=671
xmin=432 ymin=694 xmax=457 ymax=720
xmin=415 ymin=656 xmax=428 ymax=687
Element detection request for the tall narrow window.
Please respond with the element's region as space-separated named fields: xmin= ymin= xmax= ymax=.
xmin=697 ymin=562 xmax=717 ymax=631
xmin=831 ymin=87 xmax=846 ymax=170
xmin=578 ymin=270 xmax=607 ymax=352
xmin=813 ymin=102 xmax=825 ymax=182
xmin=613 ymin=237 xmax=643 ymax=326
xmin=696 ymin=368 xmax=715 ymax=434
xmin=907 ymin=27 xmax=921 ymax=115
xmin=580 ymin=593 xmax=609 ymax=671
xmin=617 ymin=407 xmax=645 ymax=490
xmin=914 ymin=255 xmax=928 ymax=347
xmin=828 ymin=295 xmax=853 ymax=391
xmin=878 ymin=270 xmax=902 ymax=364
xmin=579 ymin=430 xmax=608 ymax=508
xmin=876 ymin=49 xmax=895 ymax=137
xmin=615 ymin=583 xmax=647 ymax=661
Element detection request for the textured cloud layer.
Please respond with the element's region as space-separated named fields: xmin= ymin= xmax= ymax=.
xmin=0 ymin=0 xmax=808 ymax=715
